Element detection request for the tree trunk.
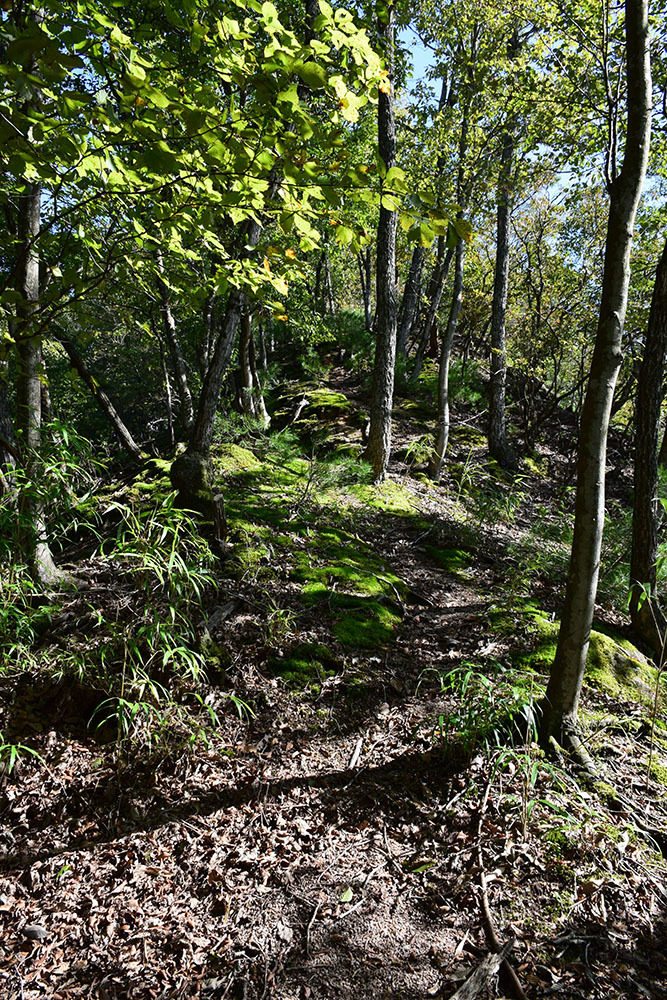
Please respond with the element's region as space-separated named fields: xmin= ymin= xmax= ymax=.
xmin=429 ymin=237 xmax=466 ymax=482
xmin=248 ymin=321 xmax=270 ymax=428
xmin=397 ymin=245 xmax=425 ymax=357
xmin=0 ymin=355 xmax=15 ymax=487
xmin=358 ymin=247 xmax=373 ymax=332
xmin=411 ymin=244 xmax=455 ymax=382
xmin=238 ymin=309 xmax=257 ymax=419
xmin=541 ymin=0 xmax=651 ymax=741
xmin=57 ymin=335 xmax=143 ymax=460
xmin=158 ymin=333 xmax=175 ymax=450
xmin=488 ymin=127 xmax=517 ymax=470
xmin=629 ymin=239 xmax=667 ymax=655
xmin=156 ymin=249 xmax=194 ymax=435
xmin=364 ymin=3 xmax=397 ymax=482
xmin=200 ymin=289 xmax=217 ymax=378
xmin=14 ymin=179 xmax=63 ymax=585
xmin=324 ymin=254 xmax=336 ymax=316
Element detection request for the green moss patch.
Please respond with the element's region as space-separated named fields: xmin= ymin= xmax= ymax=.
xmin=506 ymin=609 xmax=656 ymax=703
xmin=213 ymin=443 xmax=262 ymax=476
xmin=424 ymin=546 xmax=472 ymax=575
xmin=305 ymin=388 xmax=353 ymax=418
xmin=393 ymin=399 xmax=433 ymax=422
xmin=586 ymin=629 xmax=655 ymax=701
xmin=351 ymin=481 xmax=419 ymax=517
xmin=292 ymin=543 xmax=406 ymax=601
xmin=524 ymin=454 xmax=548 ymax=476
xmin=333 ymin=600 xmax=401 ymax=649
xmin=450 ymin=425 xmax=487 ymax=449
xmin=267 ymin=642 xmax=337 ymax=689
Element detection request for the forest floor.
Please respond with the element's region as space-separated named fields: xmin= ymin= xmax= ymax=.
xmin=1 ymin=360 xmax=667 ymax=1000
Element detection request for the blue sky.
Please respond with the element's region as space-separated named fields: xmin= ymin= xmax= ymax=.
xmin=399 ymin=26 xmax=435 ymax=93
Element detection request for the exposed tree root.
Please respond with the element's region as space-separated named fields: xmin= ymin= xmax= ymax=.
xmin=476 ymin=773 xmax=527 ymax=1000
xmin=541 ymin=717 xmax=667 ymax=857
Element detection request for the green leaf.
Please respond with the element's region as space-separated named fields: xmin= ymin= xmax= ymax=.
xmin=339 ymin=886 xmax=353 ymax=903
xmin=381 ymin=193 xmax=401 ymax=213
xmin=384 ymin=166 xmax=407 ymax=193
xmin=454 ymin=218 xmax=473 ymax=244
xmin=334 ymin=224 xmax=354 ymax=245
xmin=296 ymin=61 xmax=328 ymax=90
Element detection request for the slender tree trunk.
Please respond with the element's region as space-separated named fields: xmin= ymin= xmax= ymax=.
xmin=15 ymin=179 xmax=62 ymax=585
xmin=188 ymin=285 xmax=247 ymax=456
xmin=200 ymin=289 xmax=217 ymax=378
xmin=57 ymin=335 xmax=143 ymax=460
xmin=429 ymin=237 xmax=466 ymax=481
xmin=257 ymin=315 xmax=268 ymax=370
xmin=158 ymin=333 xmax=175 ymax=450
xmin=541 ymin=0 xmax=651 ymax=741
xmin=488 ymin=127 xmax=517 ymax=469
xmin=0 ymin=355 xmax=15 ymax=486
xmin=324 ymin=254 xmax=335 ymax=316
xmin=238 ymin=309 xmax=257 ymax=419
xmin=658 ymin=416 xmax=667 ymax=468
xmin=156 ymin=249 xmax=194 ymax=435
xmin=397 ymin=245 xmax=425 ymax=357
xmin=411 ymin=244 xmax=455 ymax=382
xmin=629 ymin=239 xmax=667 ymax=654
xmin=248 ymin=322 xmax=270 ymax=429
xmin=314 ymin=252 xmax=325 ymax=315
xmin=358 ymin=247 xmax=373 ymax=332
xmin=364 ymin=3 xmax=397 ymax=482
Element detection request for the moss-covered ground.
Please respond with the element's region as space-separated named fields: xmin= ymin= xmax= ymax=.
xmin=8 ymin=361 xmax=667 ymax=1000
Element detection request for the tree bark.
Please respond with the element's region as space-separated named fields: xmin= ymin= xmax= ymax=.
xmin=411 ymin=243 xmax=455 ymax=382
xmin=488 ymin=126 xmax=517 ymax=470
xmin=629 ymin=239 xmax=667 ymax=655
xmin=364 ymin=3 xmax=397 ymax=482
xmin=248 ymin=319 xmax=270 ymax=428
xmin=397 ymin=245 xmax=425 ymax=357
xmin=0 ymin=353 xmax=16 ymax=483
xmin=158 ymin=333 xmax=175 ymax=450
xmin=200 ymin=289 xmax=217 ymax=378
xmin=541 ymin=0 xmax=651 ymax=740
xmin=324 ymin=253 xmax=335 ymax=316
xmin=238 ymin=309 xmax=257 ymax=419
xmin=429 ymin=237 xmax=466 ymax=482
xmin=156 ymin=249 xmax=194 ymax=435
xmin=57 ymin=335 xmax=143 ymax=460
xmin=14 ymin=178 xmax=63 ymax=585
xmin=357 ymin=247 xmax=373 ymax=333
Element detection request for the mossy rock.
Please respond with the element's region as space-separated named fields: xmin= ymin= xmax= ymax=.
xmin=199 ymin=629 xmax=232 ymax=678
xmin=267 ymin=642 xmax=337 ymax=689
xmin=511 ymin=610 xmax=655 ymax=703
xmin=393 ymin=399 xmax=433 ymax=422
xmin=305 ymin=388 xmax=353 ymax=418
xmin=586 ymin=629 xmax=654 ymax=701
xmin=450 ymin=425 xmax=487 ymax=449
xmin=524 ymin=454 xmax=548 ymax=476
xmin=213 ymin=443 xmax=262 ymax=476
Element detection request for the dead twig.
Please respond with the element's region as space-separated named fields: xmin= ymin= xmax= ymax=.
xmin=305 ymin=901 xmax=320 ymax=958
xmin=446 ymin=939 xmax=513 ymax=1000
xmin=476 ymin=771 xmax=527 ymax=1000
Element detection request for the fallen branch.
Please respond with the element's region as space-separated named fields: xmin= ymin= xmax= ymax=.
xmin=446 ymin=939 xmax=513 ymax=1000
xmin=476 ymin=772 xmax=527 ymax=1000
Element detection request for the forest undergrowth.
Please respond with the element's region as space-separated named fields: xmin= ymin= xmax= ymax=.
xmin=1 ymin=361 xmax=666 ymax=1000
